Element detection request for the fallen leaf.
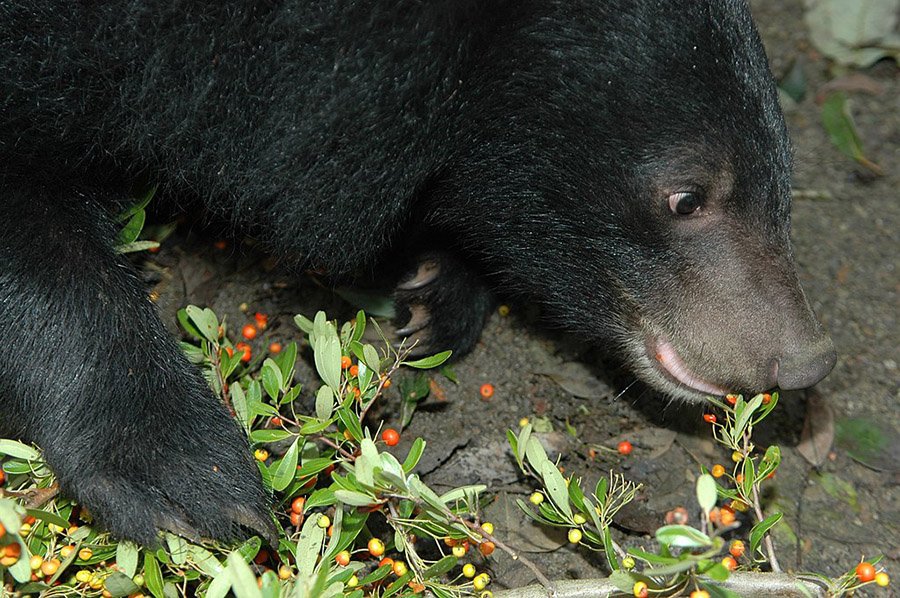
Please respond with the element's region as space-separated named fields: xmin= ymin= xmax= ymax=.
xmin=820 ymin=92 xmax=883 ymax=175
xmin=804 ymin=0 xmax=900 ymax=67
xmin=535 ymin=361 xmax=610 ymax=399
xmin=797 ymin=390 xmax=835 ymax=467
xmin=835 ymin=417 xmax=899 ymax=472
xmin=815 ymin=73 xmax=885 ymax=103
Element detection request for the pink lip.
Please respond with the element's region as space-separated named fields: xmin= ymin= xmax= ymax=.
xmin=652 ymin=339 xmax=730 ymax=397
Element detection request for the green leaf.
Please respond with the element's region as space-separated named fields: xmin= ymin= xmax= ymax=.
xmin=334 ymin=490 xmax=378 ymax=507
xmin=304 ymin=488 xmax=336 ymax=511
xmin=116 ymin=541 xmax=140 ymax=577
xmin=655 ymin=525 xmax=713 ymax=549
xmin=296 ymin=457 xmax=334 ymax=479
xmin=116 ymin=240 xmax=160 ymax=254
xmin=402 ymin=350 xmax=452 ymax=369
xmin=272 ymin=438 xmax=300 ymax=492
xmin=354 ymin=438 xmax=379 ymax=488
xmin=143 ymin=552 xmax=165 ymax=598
xmin=402 ymin=437 xmax=425 ymax=473
xmin=313 ymin=320 xmax=342 ymax=391
xmin=116 ymin=186 xmax=156 ymax=221
xmin=296 ymin=515 xmax=326 ymax=579
xmin=104 ymin=572 xmax=141 ymax=597
xmin=539 ymin=459 xmax=573 ymax=520
xmin=187 ymin=544 xmax=223 ymax=577
xmin=274 ymin=342 xmax=298 ymax=385
xmin=423 ymin=555 xmax=458 ymax=579
xmin=261 ymin=359 xmax=285 ymax=401
xmin=177 ymin=309 xmax=204 ymax=341
xmin=315 ymin=385 xmax=335 ymax=421
xmin=336 ymin=405 xmax=363 ymax=442
xmin=0 ymin=440 xmax=40 ymax=461
xmin=821 ymin=92 xmax=882 ymax=174
xmin=407 ymin=475 xmax=447 ymax=513
xmin=185 ymin=305 xmax=220 ymax=344
xmin=594 ymin=476 xmax=608 ymax=507
xmin=249 ymin=429 xmax=293 ymax=444
xmin=696 ymin=474 xmax=718 ymax=515
xmin=734 ymin=394 xmax=763 ymax=441
xmin=524 ymin=433 xmax=549 ymax=474
xmin=207 ymin=568 xmax=232 ymax=598
xmin=627 ymin=547 xmax=679 ymax=565
xmin=702 ymin=562 xmax=731 ymax=582
xmin=741 ymin=455 xmax=756 ymax=499
xmin=362 ymin=344 xmax=381 ymax=377
xmin=25 ymin=508 xmax=68 ymax=529
xmin=227 ymin=551 xmax=263 ymax=598
xmin=351 ymin=311 xmax=366 ymax=343
xmin=294 ymin=314 xmax=313 ymax=334
xmin=757 ymin=444 xmax=781 ymax=480
xmin=439 ymin=484 xmax=487 ymax=504
xmin=117 ymin=209 xmax=145 ymax=245
xmin=749 ymin=511 xmax=783 ymax=556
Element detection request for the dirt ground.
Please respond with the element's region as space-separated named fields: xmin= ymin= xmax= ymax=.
xmin=145 ymin=0 xmax=898 ymax=594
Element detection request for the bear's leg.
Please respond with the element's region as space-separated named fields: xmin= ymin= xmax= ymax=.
xmin=393 ymin=251 xmax=494 ymax=356
xmin=0 ymin=185 xmax=272 ymax=545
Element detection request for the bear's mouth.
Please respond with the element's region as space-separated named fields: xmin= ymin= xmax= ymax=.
xmin=647 ymin=337 xmax=730 ymax=397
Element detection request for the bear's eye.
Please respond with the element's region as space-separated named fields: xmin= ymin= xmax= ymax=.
xmin=668 ymin=191 xmax=703 ymax=215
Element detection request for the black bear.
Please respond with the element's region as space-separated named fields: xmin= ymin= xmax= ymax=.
xmin=0 ymin=0 xmax=836 ymax=544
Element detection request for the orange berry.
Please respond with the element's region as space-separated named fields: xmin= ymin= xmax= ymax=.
xmin=761 ymin=393 xmax=772 ymax=405
xmin=408 ymin=581 xmax=425 ymax=593
xmin=77 ymin=548 xmax=92 ymax=560
xmin=291 ymin=497 xmax=306 ymax=514
xmin=856 ymin=562 xmax=876 ymax=583
xmin=665 ymin=507 xmax=689 ymax=525
xmin=726 ymin=394 xmax=738 ymax=405
xmin=241 ymin=324 xmax=257 ymax=340
xmin=0 ymin=523 xmax=5 ymax=537
xmin=703 ymin=413 xmax=717 ymax=423
xmin=40 ymin=558 xmax=60 ymax=576
xmin=708 ymin=508 xmax=721 ymax=525
xmin=235 ymin=342 xmax=252 ymax=362
xmin=711 ymin=464 xmax=726 ymax=478
xmin=4 ymin=543 xmax=21 ymax=558
xmin=213 ymin=240 xmax=227 ymax=250
xmin=690 ymin=591 xmax=710 ymax=598
xmin=719 ymin=506 xmax=736 ymax=526
xmin=254 ymin=550 xmax=269 ymax=565
xmin=479 ymin=383 xmax=494 ymax=399
xmin=367 ymin=538 xmax=385 ymax=557
xmin=270 ymin=416 xmax=283 ymax=427
xmin=381 ymin=428 xmax=400 ymax=447
xmin=253 ymin=312 xmax=268 ymax=329
xmin=268 ymin=342 xmax=282 ymax=354
xmin=729 ymin=540 xmax=745 ymax=558
xmin=353 ymin=387 xmax=361 ymax=398
xmin=23 ymin=516 xmax=35 ymax=525
xmin=721 ymin=556 xmax=737 ymax=571
xmin=349 ymin=365 xmax=359 ymax=377
xmin=378 ymin=557 xmax=394 ymax=568
xmin=341 ymin=355 xmax=352 ymax=369
xmin=479 ymin=541 xmax=495 ymax=557
xmin=617 ymin=440 xmax=633 ymax=455
xmin=335 ymin=550 xmax=351 ymax=566
xmin=224 ymin=346 xmax=235 ymax=358
xmin=382 ymin=377 xmax=392 ymax=388
xmin=289 ymin=511 xmax=303 ymax=527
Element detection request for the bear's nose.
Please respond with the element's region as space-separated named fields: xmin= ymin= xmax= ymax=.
xmin=775 ymin=337 xmax=837 ymax=390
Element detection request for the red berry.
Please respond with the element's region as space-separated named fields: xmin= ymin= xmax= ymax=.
xmin=289 ymin=511 xmax=303 ymax=527
xmin=761 ymin=393 xmax=772 ymax=405
xmin=382 ymin=428 xmax=400 ymax=447
xmin=241 ymin=324 xmax=257 ymax=340
xmin=235 ymin=342 xmax=252 ymax=362
xmin=335 ymin=550 xmax=351 ymax=567
xmin=856 ymin=562 xmax=876 ymax=583
xmin=479 ymin=383 xmax=494 ymax=399
xmin=349 ymin=364 xmax=359 ymax=377
xmin=341 ymin=355 xmax=352 ymax=369
xmin=268 ymin=342 xmax=282 ymax=354
xmin=726 ymin=394 xmax=738 ymax=405
xmin=271 ymin=416 xmax=283 ymax=427
xmin=479 ymin=541 xmax=495 ymax=556
xmin=617 ymin=440 xmax=633 ymax=455
xmin=703 ymin=413 xmax=717 ymax=423
xmin=213 ymin=240 xmax=227 ymax=250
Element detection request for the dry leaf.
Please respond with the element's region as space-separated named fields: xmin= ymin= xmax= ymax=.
xmin=797 ymin=390 xmax=835 ymax=467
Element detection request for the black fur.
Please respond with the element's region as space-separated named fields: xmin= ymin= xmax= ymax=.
xmin=0 ymin=0 xmax=835 ymax=543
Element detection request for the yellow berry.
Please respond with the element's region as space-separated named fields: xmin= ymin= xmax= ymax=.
xmin=462 ymin=563 xmax=476 ymax=578
xmin=480 ymin=593 xmax=493 ymax=598
xmin=29 ymin=555 xmax=43 ymax=570
xmin=48 ymin=523 xmax=65 ymax=534
xmin=41 ymin=558 xmax=61 ymax=576
xmin=392 ymin=560 xmax=408 ymax=577
xmin=473 ymin=573 xmax=491 ymax=591
xmin=452 ymin=545 xmax=466 ymax=558
xmin=347 ymin=575 xmax=359 ymax=588
xmin=133 ymin=574 xmax=144 ymax=586
xmin=316 ymin=514 xmax=330 ymax=529
xmin=622 ymin=557 xmax=636 ymax=569
xmin=573 ymin=514 xmax=586 ymax=525
xmin=875 ymin=572 xmax=890 ymax=587
xmin=633 ymin=581 xmax=649 ymax=598
xmin=731 ymin=451 xmax=743 ymax=463
xmin=254 ymin=449 xmax=269 ymax=462
xmin=567 ymin=528 xmax=583 ymax=544
xmin=481 ymin=522 xmax=494 ymax=535
xmin=529 ymin=492 xmax=544 ymax=505
xmin=75 ymin=569 xmax=92 ymax=583
xmin=19 ymin=523 xmax=31 ymax=535
xmin=89 ymin=575 xmax=104 ymax=590
xmin=78 ymin=548 xmax=93 ymax=561
xmin=278 ymin=565 xmax=292 ymax=580
xmin=498 ymin=305 xmax=510 ymax=316
xmin=519 ymin=417 xmax=529 ymax=427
